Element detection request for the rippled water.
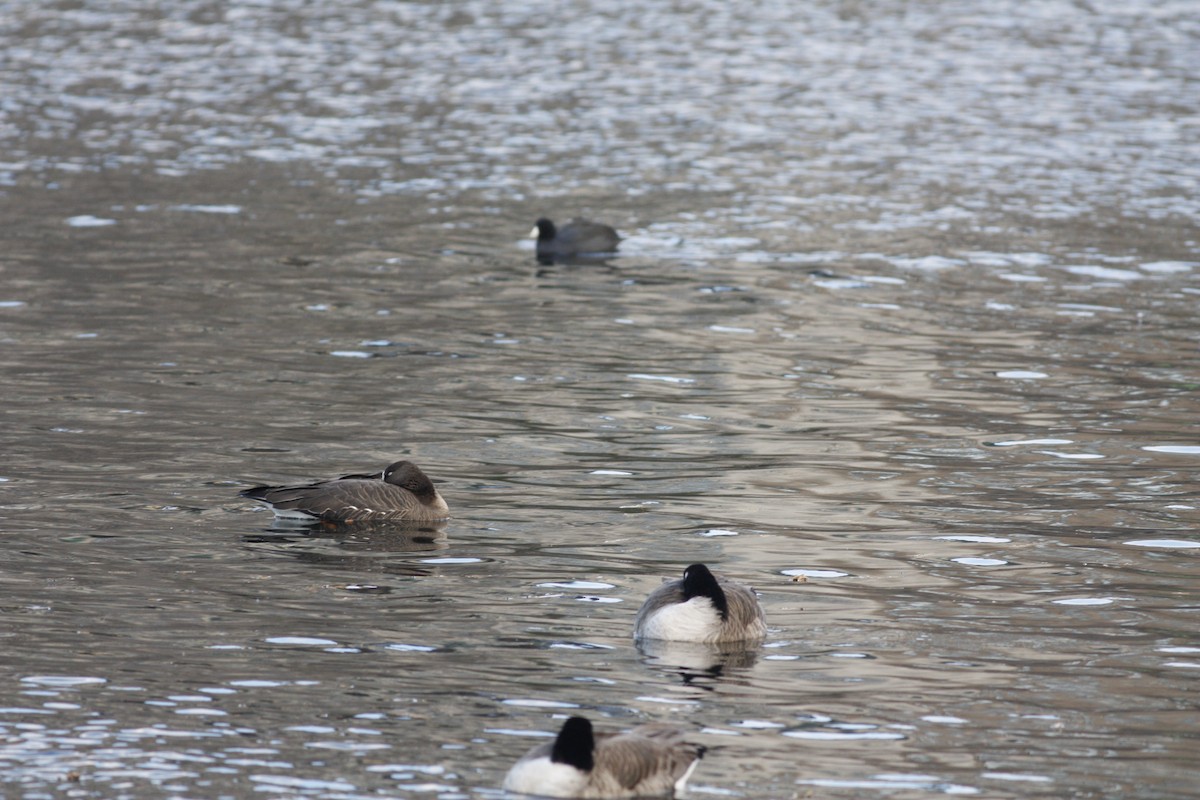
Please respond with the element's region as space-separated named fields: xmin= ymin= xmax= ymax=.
xmin=2 ymin=1 xmax=1198 ymax=798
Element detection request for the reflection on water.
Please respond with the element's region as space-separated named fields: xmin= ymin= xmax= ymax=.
xmin=242 ymin=520 xmax=450 ymax=575
xmin=637 ymin=639 xmax=762 ymax=695
xmin=2 ymin=0 xmax=1199 ymax=798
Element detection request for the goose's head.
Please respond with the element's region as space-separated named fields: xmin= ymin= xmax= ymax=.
xmin=551 ymin=716 xmax=595 ymax=772
xmin=383 ymin=461 xmax=440 ymax=503
xmin=681 ymin=563 xmax=729 ymax=621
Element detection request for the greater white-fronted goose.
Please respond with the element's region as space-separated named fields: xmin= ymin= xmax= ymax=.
xmin=240 ymin=460 xmax=449 ymax=524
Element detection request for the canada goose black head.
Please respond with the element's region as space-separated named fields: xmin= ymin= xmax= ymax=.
xmin=682 ymin=563 xmax=729 ymax=621
xmin=551 ymin=716 xmax=595 ymax=773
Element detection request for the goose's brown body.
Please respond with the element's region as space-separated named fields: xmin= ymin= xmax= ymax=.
xmin=240 ymin=460 xmax=448 ymax=523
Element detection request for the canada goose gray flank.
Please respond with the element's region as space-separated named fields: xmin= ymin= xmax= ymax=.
xmin=633 ymin=563 xmax=766 ymax=644
xmin=530 ymin=218 xmax=620 ymax=259
xmin=503 ymin=716 xmax=704 ymax=799
xmin=239 ymin=460 xmax=449 ymax=523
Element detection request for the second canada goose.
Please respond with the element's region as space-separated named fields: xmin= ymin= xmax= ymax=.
xmin=530 ymin=218 xmax=620 ymax=259
xmin=239 ymin=460 xmax=449 ymax=524
xmin=503 ymin=716 xmax=704 ymax=799
xmin=633 ymin=563 xmax=766 ymax=644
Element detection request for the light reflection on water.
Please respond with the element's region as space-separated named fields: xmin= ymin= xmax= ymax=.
xmin=2 ymin=0 xmax=1199 ymax=798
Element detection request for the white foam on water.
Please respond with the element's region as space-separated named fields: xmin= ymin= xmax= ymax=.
xmin=66 ymin=215 xmax=117 ymax=227
xmin=934 ymin=535 xmax=1012 ymax=543
xmin=995 ymin=370 xmax=1048 ymax=379
xmin=1139 ymin=261 xmax=1194 ymax=273
xmin=537 ymin=581 xmax=614 ymax=590
xmin=990 ymin=438 xmax=1073 ymax=447
xmin=171 ymin=204 xmax=242 ymax=214
xmin=1037 ymin=450 xmax=1104 ymax=460
xmin=627 ymin=373 xmax=696 ymax=384
xmin=1063 ymin=265 xmax=1142 ymax=280
xmin=697 ymin=528 xmax=739 ymax=537
xmin=782 ymin=568 xmax=851 ymax=578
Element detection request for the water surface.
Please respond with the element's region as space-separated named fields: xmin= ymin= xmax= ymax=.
xmin=1 ymin=1 xmax=1198 ymax=798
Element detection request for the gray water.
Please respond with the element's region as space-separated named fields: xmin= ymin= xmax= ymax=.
xmin=2 ymin=1 xmax=1198 ymax=798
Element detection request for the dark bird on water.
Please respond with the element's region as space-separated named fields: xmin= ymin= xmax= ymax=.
xmin=531 ymin=217 xmax=621 ymax=259
xmin=239 ymin=460 xmax=449 ymax=523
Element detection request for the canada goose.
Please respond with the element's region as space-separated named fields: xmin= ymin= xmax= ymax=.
xmin=503 ymin=716 xmax=704 ymax=799
xmin=239 ymin=460 xmax=449 ymax=523
xmin=633 ymin=564 xmax=766 ymax=644
xmin=530 ymin=218 xmax=620 ymax=259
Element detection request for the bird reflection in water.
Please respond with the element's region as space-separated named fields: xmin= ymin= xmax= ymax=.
xmin=636 ymin=637 xmax=761 ymax=691
xmin=241 ymin=518 xmax=448 ymax=576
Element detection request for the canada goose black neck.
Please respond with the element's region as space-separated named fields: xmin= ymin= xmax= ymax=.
xmin=682 ymin=563 xmax=729 ymax=621
xmin=383 ymin=461 xmax=438 ymax=503
xmin=551 ymin=716 xmax=595 ymax=772
xmin=534 ymin=218 xmax=557 ymax=241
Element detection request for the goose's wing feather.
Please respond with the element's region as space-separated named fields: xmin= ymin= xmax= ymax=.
xmin=243 ymin=478 xmax=421 ymax=520
xmin=239 ymin=480 xmax=327 ymax=506
xmin=512 ymin=739 xmax=555 ymax=764
xmin=594 ymin=726 xmax=703 ymax=792
xmin=720 ymin=579 xmax=767 ymax=632
xmin=293 ymin=479 xmax=422 ymax=520
xmin=336 ymin=470 xmax=382 ymax=481
xmin=631 ymin=579 xmax=684 ymax=630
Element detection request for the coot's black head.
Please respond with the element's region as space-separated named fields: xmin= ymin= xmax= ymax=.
xmin=383 ymin=461 xmax=438 ymax=501
xmin=682 ymin=563 xmax=729 ymax=620
xmin=551 ymin=716 xmax=595 ymax=772
xmin=533 ymin=218 xmax=557 ymax=240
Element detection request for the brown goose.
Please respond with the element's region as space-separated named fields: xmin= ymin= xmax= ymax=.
xmin=503 ymin=716 xmax=704 ymax=799
xmin=239 ymin=460 xmax=449 ymax=523
xmin=633 ymin=563 xmax=766 ymax=644
xmin=531 ymin=218 xmax=620 ymax=259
